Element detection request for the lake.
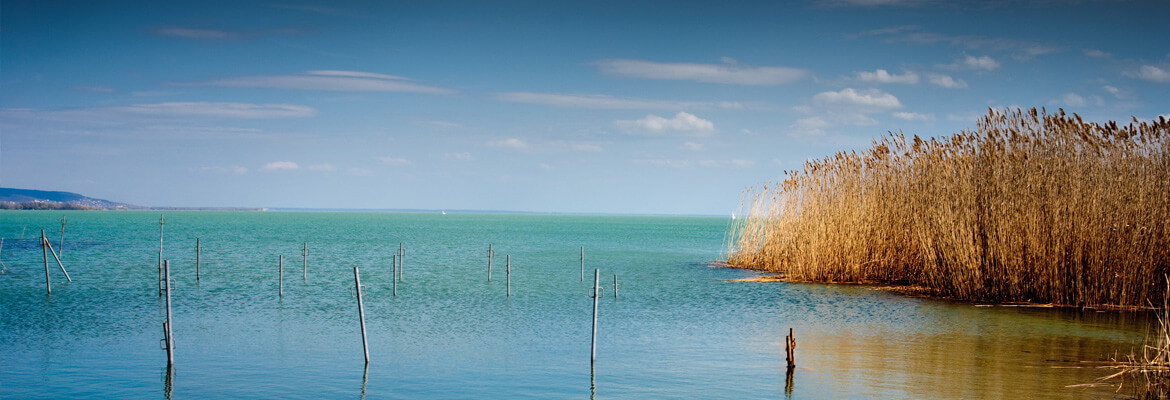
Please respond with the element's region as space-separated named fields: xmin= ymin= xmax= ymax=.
xmin=0 ymin=211 xmax=1152 ymax=399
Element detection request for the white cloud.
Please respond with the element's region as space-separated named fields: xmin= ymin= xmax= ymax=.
xmin=115 ymin=102 xmax=317 ymax=119
xmin=964 ymin=55 xmax=1000 ymax=70
xmin=495 ymin=92 xmax=708 ymax=110
xmin=926 ymin=73 xmax=967 ymax=88
xmin=307 ymin=163 xmax=336 ymax=171
xmin=856 ymin=69 xmax=919 ymax=84
xmin=812 ymin=88 xmax=902 ymax=110
xmin=1083 ymin=49 xmax=1111 ymax=58
xmin=378 ymin=157 xmax=411 ymax=165
xmin=1102 ymin=85 xmax=1131 ymax=99
xmin=488 ymin=138 xmax=530 ymax=149
xmin=892 ymin=111 xmax=934 ymax=121
xmin=682 ymin=142 xmax=703 ymax=151
xmin=571 ymin=144 xmax=603 ymax=152
xmin=594 ymin=59 xmax=809 ymax=85
xmin=199 ymin=70 xmax=454 ymax=94
xmin=1129 ymin=65 xmax=1170 ymax=83
xmin=617 ymin=111 xmax=715 ymax=134
xmin=262 ymin=161 xmax=299 ymax=171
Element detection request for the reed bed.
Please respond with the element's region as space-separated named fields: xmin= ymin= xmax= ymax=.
xmin=726 ymin=108 xmax=1169 ymax=307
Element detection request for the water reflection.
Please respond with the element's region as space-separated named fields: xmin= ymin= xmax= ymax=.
xmin=162 ymin=365 xmax=174 ymax=400
xmin=590 ymin=363 xmax=596 ymax=400
xmin=360 ymin=364 xmax=368 ymax=400
xmin=784 ymin=366 xmax=794 ymax=399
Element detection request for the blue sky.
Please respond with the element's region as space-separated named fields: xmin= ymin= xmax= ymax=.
xmin=2 ymin=0 xmax=1167 ymax=214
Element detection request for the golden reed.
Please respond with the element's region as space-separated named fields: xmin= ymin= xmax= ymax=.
xmin=726 ymin=108 xmax=1169 ymax=308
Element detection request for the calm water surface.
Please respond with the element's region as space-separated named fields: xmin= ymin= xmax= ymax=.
xmin=0 ymin=211 xmax=1152 ymax=399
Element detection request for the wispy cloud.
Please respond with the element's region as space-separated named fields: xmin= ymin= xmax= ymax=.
xmin=155 ymin=27 xmax=244 ymax=40
xmin=635 ymin=158 xmax=756 ymax=169
xmin=813 ymin=88 xmax=902 ymax=110
xmin=892 ymin=111 xmax=934 ymax=121
xmin=378 ymin=157 xmax=411 ymax=165
xmin=444 ymin=152 xmax=474 ymax=161
xmin=488 ymin=138 xmax=530 ymax=149
xmin=856 ymin=69 xmax=919 ymax=84
xmin=154 ymin=26 xmax=302 ymax=41
xmin=1128 ymin=65 xmax=1170 ymax=83
xmin=196 ymin=70 xmax=454 ymax=94
xmin=594 ymin=59 xmax=809 ymax=85
xmin=495 ymin=92 xmax=711 ymax=110
xmin=682 ymin=142 xmax=704 ymax=151
xmin=926 ymin=73 xmax=967 ymax=88
xmin=1083 ymin=49 xmax=1112 ymax=59
xmin=616 ymin=112 xmax=715 ymax=134
xmin=858 ymin=26 xmax=1058 ymax=57
xmin=815 ymin=0 xmax=933 ymax=7
xmin=941 ymin=55 xmax=1000 ymax=71
xmin=262 ymin=161 xmax=299 ymax=171
xmin=113 ymin=102 xmax=318 ymax=118
xmin=571 ymin=144 xmax=603 ymax=152
xmin=73 ymin=85 xmax=115 ymax=93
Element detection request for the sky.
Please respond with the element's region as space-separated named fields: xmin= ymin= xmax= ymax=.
xmin=1 ymin=0 xmax=1167 ymax=215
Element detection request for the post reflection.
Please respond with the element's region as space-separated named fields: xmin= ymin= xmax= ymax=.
xmin=590 ymin=363 xmax=596 ymax=400
xmin=360 ymin=364 xmax=369 ymax=400
xmin=784 ymin=366 xmax=794 ymax=399
xmin=162 ymin=365 xmax=174 ymax=400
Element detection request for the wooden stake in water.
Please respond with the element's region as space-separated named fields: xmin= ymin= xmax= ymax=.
xmin=158 ymin=215 xmax=165 ymax=297
xmin=353 ymin=266 xmax=370 ymax=364
xmin=163 ymin=260 xmax=175 ymax=366
xmin=43 ymin=237 xmax=70 ymax=281
xmin=398 ymin=243 xmax=404 ymax=281
xmin=42 ymin=230 xmax=50 ymax=295
xmin=591 ymin=269 xmax=600 ymax=363
xmin=613 ymin=274 xmax=618 ymax=299
xmin=785 ymin=328 xmax=796 ymax=368
xmin=580 ymin=246 xmax=585 ymax=282
xmin=59 ymin=215 xmax=66 ymax=259
xmin=506 ymin=255 xmax=511 ymax=297
xmin=279 ymin=255 xmax=284 ymax=297
xmin=487 ymin=244 xmax=494 ymax=282
xmin=302 ymin=243 xmax=308 ymax=281
xmin=195 ymin=238 xmax=201 ymax=281
xmin=392 ymin=255 xmax=397 ymax=297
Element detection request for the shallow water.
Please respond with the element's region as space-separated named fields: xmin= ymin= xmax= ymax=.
xmin=0 ymin=211 xmax=1153 ymax=399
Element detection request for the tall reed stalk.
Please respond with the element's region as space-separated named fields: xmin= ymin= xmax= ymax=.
xmin=726 ymin=108 xmax=1169 ymax=307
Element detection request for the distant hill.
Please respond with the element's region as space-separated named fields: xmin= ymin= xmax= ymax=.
xmin=0 ymin=188 xmax=141 ymax=210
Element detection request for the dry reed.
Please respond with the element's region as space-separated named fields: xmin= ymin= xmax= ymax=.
xmin=726 ymin=108 xmax=1169 ymax=308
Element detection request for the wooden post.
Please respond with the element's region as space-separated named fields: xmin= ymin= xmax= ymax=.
xmin=354 ymin=267 xmax=370 ymax=364
xmin=487 ymin=244 xmax=493 ymax=282
xmin=164 ymin=260 xmax=175 ymax=366
xmin=279 ymin=255 xmax=283 ymax=297
xmin=506 ymin=255 xmax=511 ymax=297
xmin=591 ymin=269 xmax=600 ymax=363
xmin=392 ymin=255 xmax=397 ymax=296
xmin=302 ymin=243 xmax=308 ymax=281
xmin=59 ymin=215 xmax=66 ymax=259
xmin=43 ymin=238 xmax=70 ymax=281
xmin=785 ymin=328 xmax=796 ymax=368
xmin=0 ymin=238 xmax=6 ymax=272
xmin=195 ymin=238 xmax=201 ymax=281
xmin=613 ymin=274 xmax=618 ymax=299
xmin=42 ymin=230 xmax=50 ymax=295
xmin=158 ymin=215 xmax=165 ymax=297
xmin=398 ymin=243 xmax=404 ymax=281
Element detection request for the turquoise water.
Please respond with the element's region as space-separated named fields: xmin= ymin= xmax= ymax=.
xmin=0 ymin=211 xmax=1153 ymax=399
